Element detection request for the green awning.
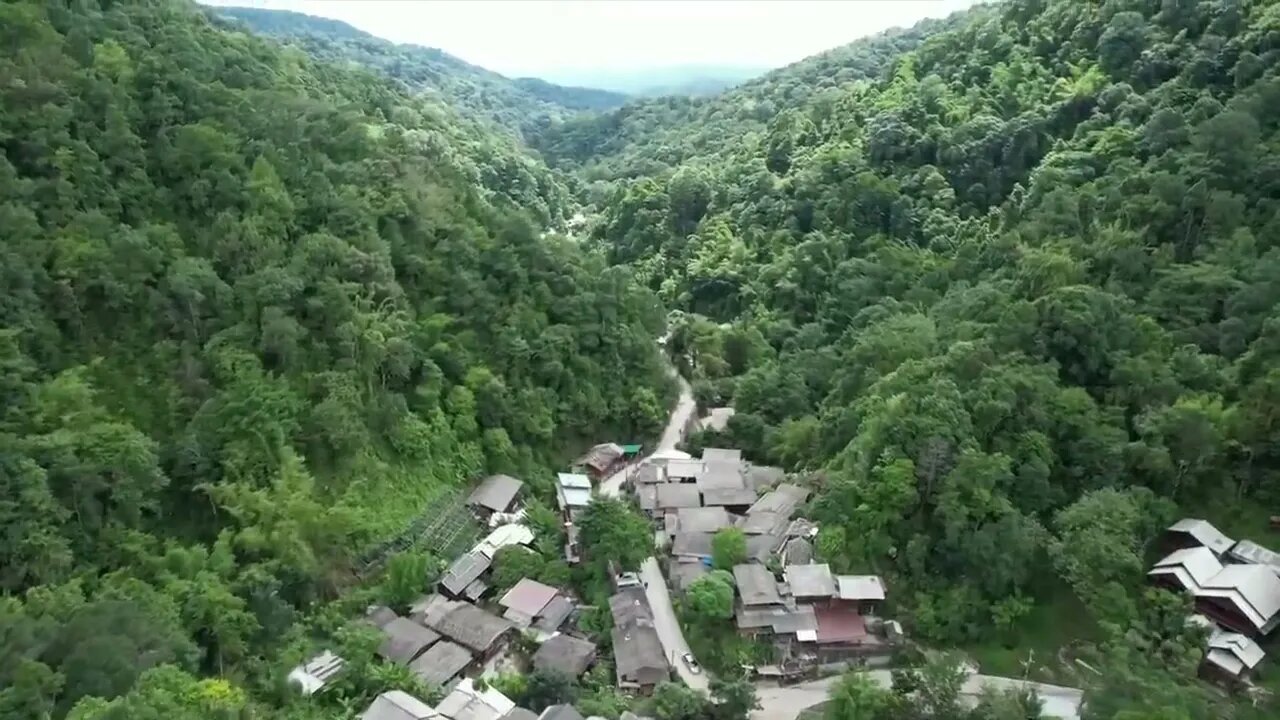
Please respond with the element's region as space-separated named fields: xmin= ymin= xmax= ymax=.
xmin=620 ymin=443 xmax=643 ymax=455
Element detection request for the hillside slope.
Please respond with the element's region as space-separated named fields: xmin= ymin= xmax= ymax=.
xmin=581 ymin=0 xmax=1280 ymax=716
xmin=0 ymin=0 xmax=668 ymax=716
xmin=212 ymin=6 xmax=628 ymax=139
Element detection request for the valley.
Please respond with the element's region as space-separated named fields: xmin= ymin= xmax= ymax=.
xmin=5 ymin=1 xmax=1280 ymax=720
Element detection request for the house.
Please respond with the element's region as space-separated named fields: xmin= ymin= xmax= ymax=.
xmin=664 ymin=458 xmax=704 ymax=482
xmin=654 ymin=483 xmax=701 ymax=512
xmin=425 ymin=602 xmax=516 ymax=656
xmin=409 ymin=640 xmax=474 ymax=687
xmin=785 ymin=564 xmax=837 ymax=600
xmin=576 ymin=443 xmax=625 ymax=478
xmin=539 ymin=706 xmax=586 ymax=720
xmin=1202 ymin=628 xmax=1266 ymax=684
xmin=747 ymin=483 xmax=810 ymax=517
xmin=362 ymin=690 xmax=441 ymax=720
xmin=437 ymin=677 xmax=516 ymax=720
xmin=735 ymin=605 xmax=818 ymax=638
xmin=745 ymin=533 xmax=786 ymax=564
xmin=671 ymin=532 xmax=714 ymax=561
xmin=734 ymin=564 xmax=783 ymax=607
xmin=556 ymin=473 xmax=594 ymax=519
xmin=633 ymin=464 xmax=666 ymax=486
xmin=612 ymin=624 xmax=668 ymax=693
xmin=440 ymin=552 xmax=493 ymax=601
xmin=533 ymin=634 xmax=598 ymax=677
xmin=835 ymin=575 xmax=887 ymax=615
xmin=1164 ymin=518 xmax=1235 ymax=557
xmin=674 ymin=506 xmax=733 ymax=534
xmin=287 ymin=650 xmax=345 ymax=695
xmin=1150 ymin=548 xmax=1280 ymax=636
xmin=609 ymin=588 xmax=669 ymax=693
xmin=697 ymin=461 xmax=757 ymax=508
xmin=1196 ymin=564 xmax=1280 ymax=636
xmin=702 ymin=486 xmax=759 ymax=508
xmin=468 ymin=475 xmax=524 ymax=518
xmin=498 ymin=578 xmax=560 ymax=628
xmin=378 ymin=617 xmax=442 ymax=664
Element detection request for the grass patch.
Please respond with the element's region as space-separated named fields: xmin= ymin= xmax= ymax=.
xmin=962 ymin=581 xmax=1096 ymax=684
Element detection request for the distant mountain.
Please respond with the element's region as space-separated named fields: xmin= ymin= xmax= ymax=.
xmin=211 ymin=6 xmax=628 ymax=139
xmin=539 ymin=65 xmax=769 ymax=97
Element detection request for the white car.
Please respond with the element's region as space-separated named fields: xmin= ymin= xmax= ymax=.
xmin=681 ymin=653 xmax=701 ymax=674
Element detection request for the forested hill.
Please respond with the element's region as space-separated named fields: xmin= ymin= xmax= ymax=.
xmin=585 ymin=0 xmax=1280 ymax=716
xmin=212 ymin=6 xmax=629 ymax=140
xmin=528 ymin=12 xmax=968 ymax=178
xmin=0 ymin=0 xmax=669 ymax=717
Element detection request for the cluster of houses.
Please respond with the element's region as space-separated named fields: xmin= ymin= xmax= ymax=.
xmin=1148 ymin=518 xmax=1280 ymax=685
xmin=633 ymin=447 xmax=902 ymax=676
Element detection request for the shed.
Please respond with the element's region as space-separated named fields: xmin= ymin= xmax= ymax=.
xmin=1205 ymin=629 xmax=1266 ymax=680
xmin=468 ymin=475 xmax=524 ymax=514
xmin=533 ymin=634 xmax=598 ymax=677
xmin=612 ymin=624 xmax=668 ymax=690
xmin=288 ymin=650 xmax=345 ymax=696
xmin=576 ymin=443 xmax=624 ymax=475
xmin=675 ymin=506 xmax=733 ymax=534
xmin=556 ymin=473 xmax=594 ymax=512
xmin=426 ymin=602 xmax=515 ymax=654
xmin=475 ymin=524 xmax=535 ymax=559
xmin=362 ymin=690 xmax=440 ymax=720
xmin=836 ymin=575 xmax=886 ymax=602
xmin=734 ymin=564 xmax=782 ymax=607
xmin=440 ymin=552 xmax=493 ymax=599
xmin=785 ymin=564 xmax=837 ymax=599
xmin=378 ymin=617 xmax=442 ymax=664
xmin=499 ymin=578 xmax=560 ymax=627
xmin=408 ymin=640 xmax=473 ymax=687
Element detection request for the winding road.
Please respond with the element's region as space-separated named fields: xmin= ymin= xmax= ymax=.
xmin=597 ymin=358 xmax=1082 ymax=719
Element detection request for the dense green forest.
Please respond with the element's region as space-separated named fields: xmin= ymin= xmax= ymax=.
xmin=0 ymin=0 xmax=670 ymax=717
xmin=562 ymin=0 xmax=1280 ymax=717
xmin=212 ymin=6 xmax=629 ymax=142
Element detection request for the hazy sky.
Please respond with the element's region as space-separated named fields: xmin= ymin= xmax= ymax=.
xmin=202 ymin=0 xmax=978 ymax=77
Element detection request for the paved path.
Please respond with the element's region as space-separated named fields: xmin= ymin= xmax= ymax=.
xmin=751 ymin=672 xmax=1082 ymax=720
xmin=596 ymin=355 xmax=704 ymax=689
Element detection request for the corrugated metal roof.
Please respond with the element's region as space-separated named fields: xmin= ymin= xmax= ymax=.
xmin=425 ymin=602 xmax=514 ymax=653
xmin=408 ymin=641 xmax=473 ymax=687
xmin=703 ymin=448 xmax=742 ymax=463
xmin=671 ymin=532 xmax=714 ymax=558
xmin=836 ymin=575 xmax=886 ymax=601
xmin=437 ymin=678 xmax=515 ymax=720
xmin=475 ymin=524 xmax=535 ymax=558
xmin=1150 ymin=547 xmax=1223 ymax=588
xmin=362 ymin=690 xmax=440 ymax=720
xmin=1208 ymin=629 xmax=1265 ymax=668
xmin=655 ymin=483 xmax=701 ymax=509
xmin=785 ymin=564 xmax=837 ymax=598
xmin=377 ymin=617 xmax=441 ymax=664
xmin=288 ymin=650 xmax=345 ymax=695
xmin=734 ymin=564 xmax=782 ymax=606
xmin=664 ymin=459 xmax=704 ymax=480
xmin=1201 ymin=564 xmax=1280 ymax=628
xmin=1227 ymin=539 xmax=1280 ymax=576
xmin=533 ymin=634 xmax=598 ymax=677
xmin=499 ymin=578 xmax=559 ymax=618
xmin=675 ymin=506 xmax=733 ymax=533
xmin=697 ymin=463 xmax=746 ymax=491
xmin=557 ymin=473 xmax=592 ymax=489
xmin=1168 ymin=518 xmax=1235 ymax=556
xmin=702 ymin=486 xmax=759 ymax=507
xmin=441 ymin=552 xmax=492 ymax=596
xmin=468 ymin=475 xmax=524 ymax=513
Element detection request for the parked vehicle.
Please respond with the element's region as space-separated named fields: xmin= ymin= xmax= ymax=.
xmin=681 ymin=653 xmax=701 ymax=674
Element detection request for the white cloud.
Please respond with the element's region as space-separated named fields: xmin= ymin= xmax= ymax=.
xmin=202 ymin=0 xmax=977 ymax=77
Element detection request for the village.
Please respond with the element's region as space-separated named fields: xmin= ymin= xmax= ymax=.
xmin=283 ymin=389 xmax=1280 ymax=720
